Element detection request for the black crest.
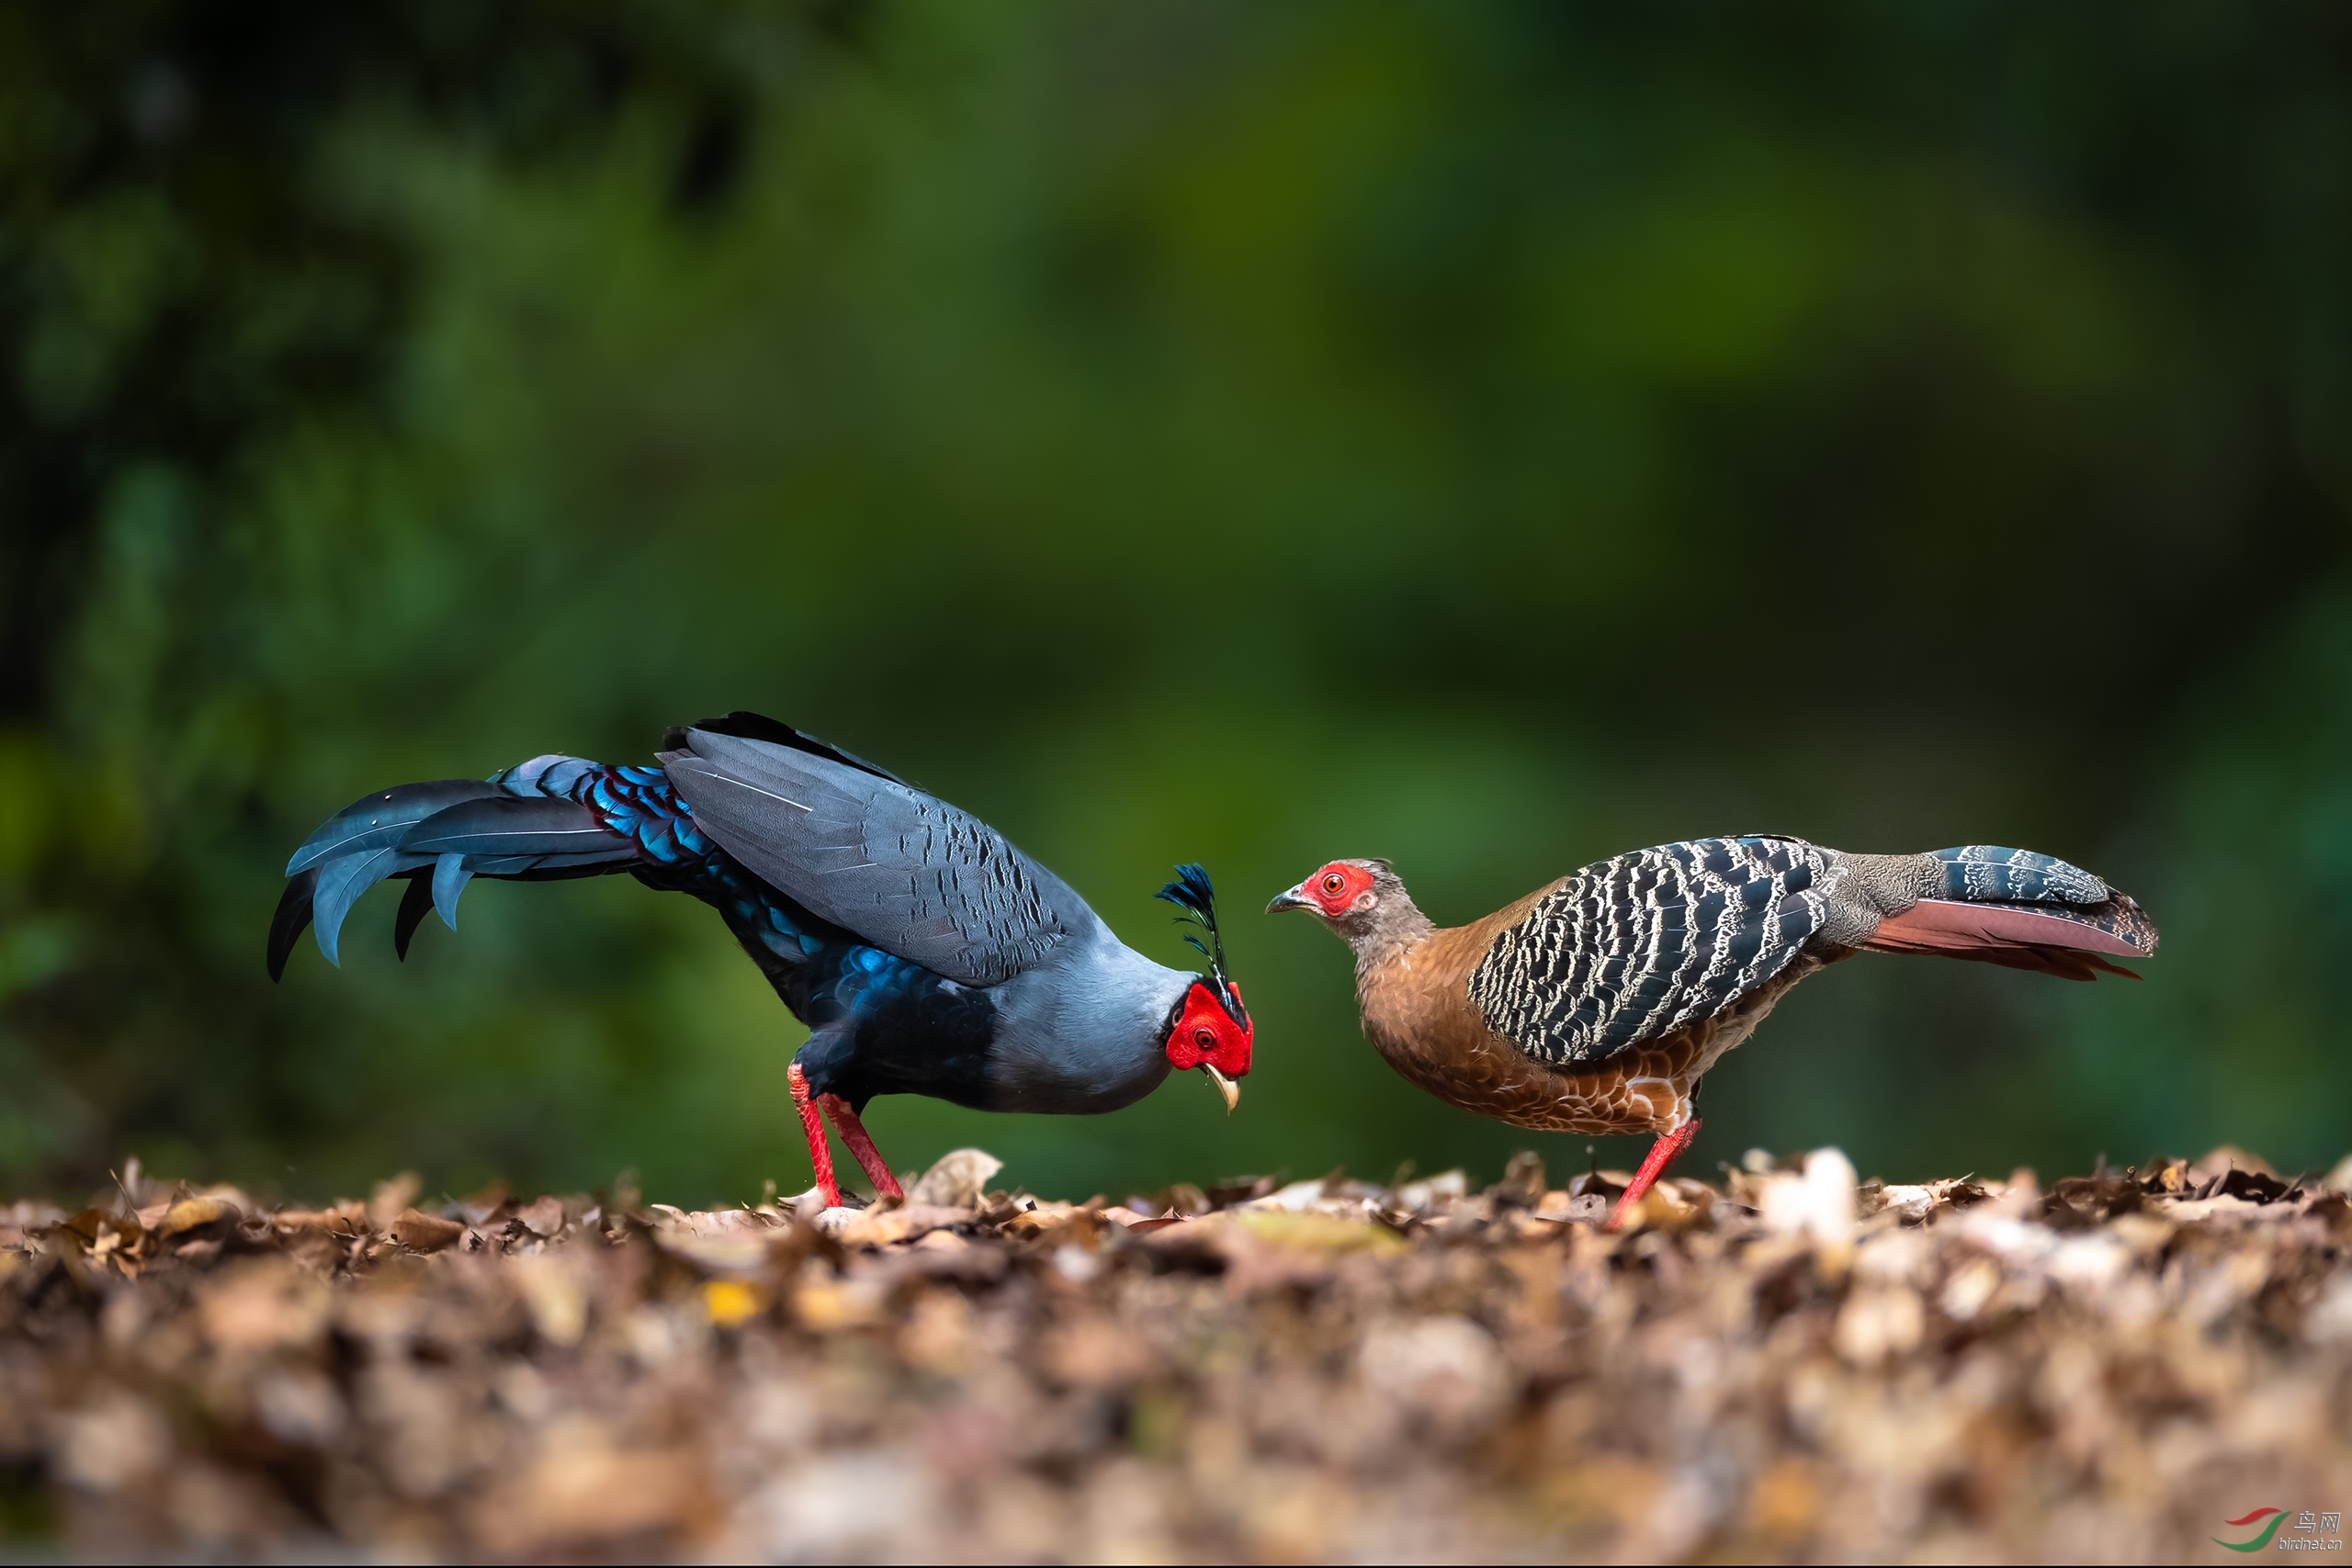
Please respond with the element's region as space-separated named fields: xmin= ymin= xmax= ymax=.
xmin=1157 ymin=863 xmax=1247 ymax=1025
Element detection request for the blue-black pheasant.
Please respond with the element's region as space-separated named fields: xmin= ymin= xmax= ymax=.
xmin=269 ymin=712 xmax=1253 ymax=1208
xmin=1269 ymin=839 xmax=2156 ymax=1228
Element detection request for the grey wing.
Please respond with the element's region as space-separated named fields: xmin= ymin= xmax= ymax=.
xmin=1467 ymin=837 xmax=1838 ymax=1066
xmin=661 ymin=728 xmax=1097 ymax=986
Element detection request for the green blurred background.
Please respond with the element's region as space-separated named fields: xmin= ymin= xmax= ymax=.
xmin=6 ymin=0 xmax=2349 ymax=1208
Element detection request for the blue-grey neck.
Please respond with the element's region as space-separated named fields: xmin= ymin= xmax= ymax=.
xmin=982 ymin=939 xmax=1193 ymax=1114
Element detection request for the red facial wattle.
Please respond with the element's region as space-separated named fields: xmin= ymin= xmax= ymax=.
xmin=1166 ymin=980 xmax=1252 ymax=1079
xmin=1307 ymin=863 xmax=1372 ymax=919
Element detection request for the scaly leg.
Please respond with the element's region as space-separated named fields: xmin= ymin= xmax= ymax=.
xmin=1604 ymin=1117 xmax=1702 ymax=1232
xmin=819 ymin=1094 xmax=905 ymax=1201
xmin=788 ymin=1063 xmax=842 ymax=1210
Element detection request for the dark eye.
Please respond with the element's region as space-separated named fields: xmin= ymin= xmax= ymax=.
xmin=1194 ymin=1027 xmax=1216 ymax=1048
xmin=1321 ymin=873 xmax=1345 ymax=895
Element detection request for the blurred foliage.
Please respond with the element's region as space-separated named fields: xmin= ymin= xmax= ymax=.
xmin=3 ymin=0 xmax=2348 ymax=1206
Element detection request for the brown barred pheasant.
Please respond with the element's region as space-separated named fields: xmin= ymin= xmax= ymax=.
xmin=1268 ymin=839 xmax=2157 ymax=1228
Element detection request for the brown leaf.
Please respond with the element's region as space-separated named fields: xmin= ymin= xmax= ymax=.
xmin=1112 ymin=1213 xmax=1187 ymax=1235
xmin=447 ymin=1181 xmax=511 ymax=1228
xmin=514 ymin=1194 xmax=566 ymax=1237
xmin=155 ymin=1196 xmax=240 ymax=1242
xmin=270 ymin=1202 xmax=366 ymax=1236
xmin=367 ymin=1173 xmax=421 ymax=1233
xmin=390 ymin=1208 xmax=463 ymax=1253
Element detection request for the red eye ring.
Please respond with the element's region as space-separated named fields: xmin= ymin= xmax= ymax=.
xmin=1194 ymin=1027 xmax=1216 ymax=1048
xmin=1321 ymin=873 xmax=1346 ymax=895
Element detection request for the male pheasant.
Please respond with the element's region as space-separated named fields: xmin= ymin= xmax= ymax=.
xmin=1269 ymin=839 xmax=2155 ymax=1227
xmin=271 ymin=711 xmax=1253 ymax=1208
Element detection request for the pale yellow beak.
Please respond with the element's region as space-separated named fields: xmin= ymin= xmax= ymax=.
xmin=1202 ymin=1063 xmax=1239 ymax=1114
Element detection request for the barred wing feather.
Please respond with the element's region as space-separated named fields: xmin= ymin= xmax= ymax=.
xmin=1468 ymin=837 xmax=1834 ymax=1066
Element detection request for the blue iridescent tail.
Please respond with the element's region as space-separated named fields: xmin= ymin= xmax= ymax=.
xmin=267 ymin=754 xmax=708 ymax=977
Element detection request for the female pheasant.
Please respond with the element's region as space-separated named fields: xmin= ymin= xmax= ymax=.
xmin=1269 ymin=839 xmax=2156 ymax=1228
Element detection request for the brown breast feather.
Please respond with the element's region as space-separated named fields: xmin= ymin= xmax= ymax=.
xmin=1354 ymin=880 xmax=1709 ymax=1137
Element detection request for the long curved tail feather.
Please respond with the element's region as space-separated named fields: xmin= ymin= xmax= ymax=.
xmin=1862 ymin=844 xmax=2158 ymax=983
xmin=267 ymin=761 xmax=643 ymax=978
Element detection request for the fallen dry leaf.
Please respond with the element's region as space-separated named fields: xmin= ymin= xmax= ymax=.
xmin=0 ymin=1144 xmax=2344 ymax=1563
xmin=390 ymin=1208 xmax=463 ymax=1253
xmin=153 ymin=1196 xmax=238 ymax=1242
xmin=907 ymin=1147 xmax=1004 ymax=1209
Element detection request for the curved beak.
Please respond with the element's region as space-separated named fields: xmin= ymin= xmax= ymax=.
xmin=1265 ymin=883 xmax=1311 ymax=915
xmin=1201 ymin=1063 xmax=1240 ymax=1114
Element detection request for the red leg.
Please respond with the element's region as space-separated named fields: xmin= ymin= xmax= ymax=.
xmin=789 ymin=1063 xmax=842 ymax=1210
xmin=820 ymin=1094 xmax=905 ymax=1201
xmin=1605 ymin=1117 xmax=1702 ymax=1232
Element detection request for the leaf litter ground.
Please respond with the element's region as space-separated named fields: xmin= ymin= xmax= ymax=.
xmin=3 ymin=1145 xmax=2349 ymax=1562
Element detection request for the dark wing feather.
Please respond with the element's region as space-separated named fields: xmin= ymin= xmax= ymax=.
xmin=662 ymin=727 xmax=1093 ymax=987
xmin=661 ymin=710 xmax=908 ymax=786
xmin=1468 ymin=837 xmax=1835 ymax=1067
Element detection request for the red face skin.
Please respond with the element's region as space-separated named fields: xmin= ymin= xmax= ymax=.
xmin=1164 ymin=979 xmax=1252 ymax=1080
xmin=1295 ymin=862 xmax=1376 ymax=921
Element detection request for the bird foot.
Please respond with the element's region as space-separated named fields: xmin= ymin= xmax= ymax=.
xmin=1604 ymin=1117 xmax=1702 ymax=1232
